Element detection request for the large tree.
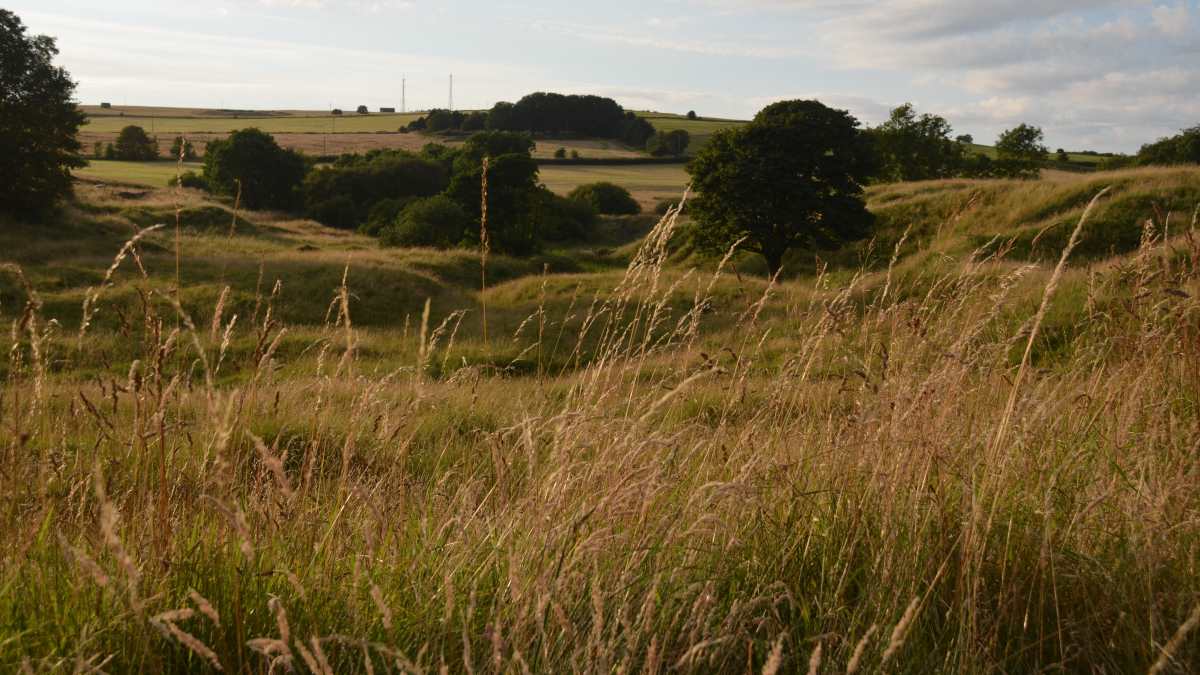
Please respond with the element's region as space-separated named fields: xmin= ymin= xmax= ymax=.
xmin=0 ymin=9 xmax=86 ymax=217
xmin=871 ymin=103 xmax=965 ymax=182
xmin=440 ymin=131 xmax=543 ymax=252
xmin=994 ymin=123 xmax=1048 ymax=179
xmin=113 ymin=125 xmax=159 ymax=161
xmin=1136 ymin=125 xmax=1200 ymax=166
xmin=203 ymin=128 xmax=307 ymax=210
xmin=687 ymin=100 xmax=876 ymax=275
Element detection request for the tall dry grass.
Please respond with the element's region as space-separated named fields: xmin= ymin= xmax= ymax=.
xmin=1 ymin=186 xmax=1200 ymax=673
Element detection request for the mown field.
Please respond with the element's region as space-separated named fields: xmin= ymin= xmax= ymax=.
xmin=74 ymin=160 xmax=205 ymax=188
xmin=3 ymin=167 xmax=1200 ymax=672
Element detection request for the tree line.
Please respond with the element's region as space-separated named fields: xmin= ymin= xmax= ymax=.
xmin=169 ymin=127 xmax=643 ymax=256
xmin=403 ymin=92 xmax=691 ymax=157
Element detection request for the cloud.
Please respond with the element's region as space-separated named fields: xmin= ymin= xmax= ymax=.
xmin=1152 ymin=3 xmax=1193 ymax=36
xmin=773 ymin=1 xmax=1199 ymax=150
xmin=251 ymin=0 xmax=413 ymax=11
xmin=529 ymin=19 xmax=808 ymax=59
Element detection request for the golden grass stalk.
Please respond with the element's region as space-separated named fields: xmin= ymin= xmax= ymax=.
xmin=480 ymin=155 xmax=491 ymax=345
xmin=762 ymin=634 xmax=785 ymax=675
xmin=881 ymin=597 xmax=921 ymax=665
xmin=844 ymin=624 xmax=878 ymax=675
xmin=1148 ymin=603 xmax=1200 ymax=675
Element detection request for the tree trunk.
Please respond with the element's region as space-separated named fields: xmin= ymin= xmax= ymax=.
xmin=762 ymin=248 xmax=784 ymax=277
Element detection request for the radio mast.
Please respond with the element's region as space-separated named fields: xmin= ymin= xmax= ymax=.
xmin=449 ymin=74 xmax=454 ymax=111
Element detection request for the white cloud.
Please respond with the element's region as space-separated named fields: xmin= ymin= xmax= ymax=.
xmin=1152 ymin=3 xmax=1193 ymax=36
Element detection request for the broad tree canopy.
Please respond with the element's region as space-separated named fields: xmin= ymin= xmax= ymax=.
xmin=0 ymin=9 xmax=86 ymax=217
xmin=687 ymin=99 xmax=876 ymax=275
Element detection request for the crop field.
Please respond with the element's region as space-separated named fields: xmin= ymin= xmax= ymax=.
xmin=4 ymin=168 xmax=1200 ymax=672
xmin=539 ymin=163 xmax=690 ymax=205
xmin=81 ymin=108 xmax=425 ymax=134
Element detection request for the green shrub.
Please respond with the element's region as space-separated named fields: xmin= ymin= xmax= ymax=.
xmin=166 ymin=170 xmax=207 ymax=190
xmin=535 ymin=188 xmax=597 ymax=241
xmin=654 ymin=198 xmax=683 ymax=216
xmin=203 ymin=128 xmax=307 ymax=211
xmin=646 ymin=129 xmax=690 ymax=156
xmin=114 ymin=125 xmax=159 ymax=161
xmin=307 ymin=195 xmax=357 ymax=230
xmin=303 ymin=150 xmax=446 ymax=229
xmin=568 ymin=182 xmax=641 ymax=215
xmin=359 ymin=197 xmax=415 ymax=237
xmin=380 ymin=195 xmax=471 ymax=248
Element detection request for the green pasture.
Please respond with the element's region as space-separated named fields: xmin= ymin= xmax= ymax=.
xmin=75 ymin=160 xmax=203 ymax=187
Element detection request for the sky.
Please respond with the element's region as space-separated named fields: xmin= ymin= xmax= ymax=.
xmin=8 ymin=0 xmax=1200 ymax=153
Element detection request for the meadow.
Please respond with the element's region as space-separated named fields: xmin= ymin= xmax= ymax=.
xmin=2 ymin=167 xmax=1200 ymax=673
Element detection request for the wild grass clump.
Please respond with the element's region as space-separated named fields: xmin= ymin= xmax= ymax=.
xmin=2 ymin=182 xmax=1200 ymax=673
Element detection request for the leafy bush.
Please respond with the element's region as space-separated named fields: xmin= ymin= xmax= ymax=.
xmin=1136 ymin=125 xmax=1200 ymax=166
xmin=380 ymin=195 xmax=471 ymax=248
xmin=166 ymin=170 xmax=207 ymax=190
xmin=554 ymin=147 xmax=567 ymax=159
xmin=169 ymin=136 xmax=197 ymax=160
xmin=994 ymin=123 xmax=1048 ymax=179
xmin=303 ymin=150 xmax=446 ymax=229
xmin=461 ymin=112 xmax=488 ymax=131
xmin=868 ymin=103 xmax=963 ymax=182
xmin=307 ymin=195 xmax=357 ymax=231
xmin=113 ymin=125 xmax=159 ymax=161
xmin=359 ymin=197 xmax=415 ymax=237
xmin=457 ymin=131 xmax=535 ymax=165
xmin=568 ymin=182 xmax=641 ymax=215
xmin=535 ymin=188 xmax=597 ymax=241
xmin=203 ymin=128 xmax=307 ymax=210
xmin=654 ymin=198 xmax=683 ymax=216
xmin=646 ymin=129 xmax=690 ymax=156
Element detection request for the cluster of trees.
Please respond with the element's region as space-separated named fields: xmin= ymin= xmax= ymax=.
xmin=646 ymin=129 xmax=690 ymax=157
xmin=1099 ymin=125 xmax=1200 ymax=169
xmin=403 ymin=93 xmax=661 ymax=152
xmin=868 ymin=104 xmax=1047 ymax=181
xmin=88 ymin=127 xmax=198 ymax=161
xmin=304 ymin=149 xmax=448 ymax=229
xmin=187 ymin=127 xmax=641 ymax=255
xmin=685 ymin=101 xmax=1065 ymax=275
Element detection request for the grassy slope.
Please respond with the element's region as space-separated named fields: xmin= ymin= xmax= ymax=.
xmin=638 ymin=112 xmax=746 ymax=154
xmin=3 ymin=168 xmax=1200 ymax=672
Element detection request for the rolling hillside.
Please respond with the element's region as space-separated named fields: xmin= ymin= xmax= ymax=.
xmin=4 ymin=167 xmax=1200 ymax=671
